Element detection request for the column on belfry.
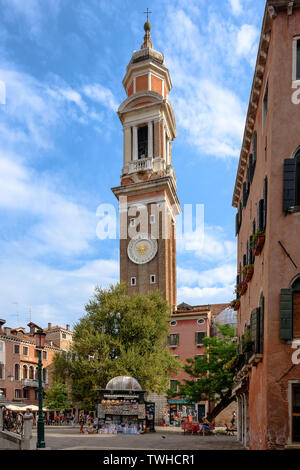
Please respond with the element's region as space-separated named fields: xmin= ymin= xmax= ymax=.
xmin=148 ymin=121 xmax=153 ymax=159
xmin=133 ymin=126 xmax=138 ymax=161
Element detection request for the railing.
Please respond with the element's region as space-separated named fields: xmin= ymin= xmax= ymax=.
xmin=22 ymin=379 xmax=39 ymax=388
xmin=1 ymin=407 xmax=24 ymax=436
xmin=128 ymin=158 xmax=153 ymax=174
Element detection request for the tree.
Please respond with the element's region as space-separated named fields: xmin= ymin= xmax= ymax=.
xmin=44 ymin=382 xmax=70 ymax=410
xmin=53 ymin=283 xmax=180 ymax=409
xmin=174 ymin=324 xmax=238 ymax=420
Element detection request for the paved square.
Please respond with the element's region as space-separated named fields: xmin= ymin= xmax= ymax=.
xmin=33 ymin=426 xmax=245 ymax=450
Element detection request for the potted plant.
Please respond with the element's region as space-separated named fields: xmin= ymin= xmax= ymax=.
xmin=242 ymin=330 xmax=253 ymax=353
xmin=231 ymin=299 xmax=240 ymax=311
xmin=240 ymin=280 xmax=248 ymax=296
xmin=242 ymin=264 xmax=254 ymax=283
xmin=251 ymin=230 xmax=265 ymax=256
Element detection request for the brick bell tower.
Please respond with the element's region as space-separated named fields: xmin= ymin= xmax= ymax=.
xmin=112 ymin=21 xmax=181 ymax=310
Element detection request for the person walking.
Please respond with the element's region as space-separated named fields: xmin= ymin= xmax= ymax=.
xmin=79 ymin=413 xmax=85 ymax=433
xmin=230 ymin=411 xmax=236 ymax=428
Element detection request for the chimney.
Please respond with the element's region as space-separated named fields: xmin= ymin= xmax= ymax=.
xmin=4 ymin=327 xmax=11 ymax=336
xmin=48 ymin=323 xmax=52 ymax=330
xmin=0 ymin=319 xmax=6 ymax=328
xmin=66 ymin=324 xmax=70 ymax=331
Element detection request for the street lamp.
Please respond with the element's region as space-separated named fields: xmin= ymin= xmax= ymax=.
xmin=34 ymin=329 xmax=46 ymax=449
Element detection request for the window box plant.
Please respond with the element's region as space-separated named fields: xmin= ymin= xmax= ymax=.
xmin=242 ymin=330 xmax=254 ymax=354
xmin=240 ymin=280 xmax=248 ymax=296
xmin=242 ymin=264 xmax=254 ymax=283
xmin=231 ymin=299 xmax=240 ymax=311
xmin=251 ymin=230 xmax=265 ymax=256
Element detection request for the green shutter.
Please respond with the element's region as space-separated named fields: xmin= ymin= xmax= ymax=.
xmin=249 ymin=154 xmax=255 ymax=182
xmin=280 ymin=289 xmax=293 ymax=340
xmin=243 ymin=182 xmax=248 ymax=207
xmin=251 ymin=308 xmax=260 ymax=354
xmin=167 ymin=335 xmax=171 ymax=345
xmin=263 ymin=177 xmax=268 ymax=229
xmin=257 ymin=199 xmax=264 ymax=232
xmin=252 ymin=131 xmax=257 ymax=164
xmin=259 ymin=299 xmax=264 ymax=354
xmin=176 ymin=334 xmax=179 ymax=346
xmin=283 ymin=159 xmax=296 ymax=212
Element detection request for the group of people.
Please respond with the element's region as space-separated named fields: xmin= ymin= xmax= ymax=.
xmin=189 ymin=416 xmax=215 ymax=436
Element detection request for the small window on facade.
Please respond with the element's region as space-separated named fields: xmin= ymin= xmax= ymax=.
xmin=138 ymin=126 xmax=148 ymax=159
xmin=170 ymin=380 xmax=178 ymax=392
xmin=130 ymin=218 xmax=135 ymax=227
xmin=29 ymin=366 xmax=34 ymax=380
xmin=150 ymin=214 xmax=155 ymax=224
xmin=131 ymin=277 xmax=137 ymax=286
xmin=14 ymin=344 xmax=20 ymax=354
xmin=263 ymin=80 xmax=269 ymax=130
xmin=62 ymin=333 xmax=66 ymax=340
xmin=195 ymin=332 xmax=206 ymax=346
xmin=150 ymin=275 xmax=156 ymax=284
xmin=168 ymin=334 xmax=179 ymax=347
xmin=15 ymin=389 xmax=21 ymax=399
xmin=292 ymin=384 xmax=300 ymax=442
xmin=23 ymin=365 xmax=28 ymax=379
xmin=23 ymin=389 xmax=29 ymax=399
xmin=43 ymin=351 xmax=48 ymax=360
xmin=197 ymin=319 xmax=205 ymax=325
xmin=170 ymin=321 xmax=177 ymax=327
xmin=0 ymin=362 xmax=4 ymax=380
xmin=0 ymin=388 xmax=6 ymax=397
xmin=15 ymin=364 xmax=20 ymax=380
xmin=22 ymin=346 xmax=29 ymax=356
xmin=0 ymin=341 xmax=3 ymax=352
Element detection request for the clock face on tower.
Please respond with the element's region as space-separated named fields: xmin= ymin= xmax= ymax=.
xmin=127 ymin=233 xmax=158 ymax=265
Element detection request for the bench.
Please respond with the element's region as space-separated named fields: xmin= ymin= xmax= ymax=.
xmin=225 ymin=424 xmax=237 ymax=436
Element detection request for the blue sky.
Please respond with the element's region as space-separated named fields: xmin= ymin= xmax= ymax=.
xmin=0 ymin=0 xmax=266 ymax=329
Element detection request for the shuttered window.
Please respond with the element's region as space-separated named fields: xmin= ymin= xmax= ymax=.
xmin=280 ymin=289 xmax=293 ymax=341
xmin=293 ymin=292 xmax=300 ymax=339
xmin=243 ymin=182 xmax=248 ymax=208
xmin=251 ymin=308 xmax=263 ymax=354
xmin=252 ymin=132 xmax=257 ymax=165
xmin=297 ymin=39 xmax=300 ymax=80
xmin=195 ymin=332 xmax=206 ymax=345
xmin=257 ymin=199 xmax=264 ymax=232
xmin=292 ymin=385 xmax=300 ymax=443
xmin=263 ymin=177 xmax=268 ymax=229
xmin=283 ymin=159 xmax=297 ymax=211
xmin=168 ymin=334 xmax=179 ymax=346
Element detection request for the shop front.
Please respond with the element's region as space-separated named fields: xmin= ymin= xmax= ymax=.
xmin=167 ymin=399 xmax=197 ymax=426
xmin=97 ymin=376 xmax=154 ymax=434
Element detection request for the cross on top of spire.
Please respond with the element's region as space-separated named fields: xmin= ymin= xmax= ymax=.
xmin=144 ymin=8 xmax=152 ymax=22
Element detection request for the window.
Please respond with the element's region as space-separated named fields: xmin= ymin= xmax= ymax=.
xmin=292 ymin=385 xmax=300 ymax=442
xmin=283 ymin=150 xmax=300 ymax=212
xmin=280 ymin=278 xmax=300 ymax=340
xmin=293 ymin=37 xmax=300 ymax=81
xmin=130 ymin=218 xmax=135 ymax=228
xmin=35 ymin=390 xmax=39 ymax=400
xmin=14 ymin=364 xmax=20 ymax=381
xmin=62 ymin=333 xmax=66 ymax=340
xmin=150 ymin=214 xmax=155 ymax=224
xmin=0 ymin=362 xmax=4 ymax=379
xmin=138 ymin=126 xmax=148 ymax=159
xmin=150 ymin=275 xmax=156 ymax=284
xmin=169 ymin=380 xmax=178 ymax=392
xmin=0 ymin=388 xmax=6 ymax=398
xmin=43 ymin=368 xmax=48 ymax=384
xmin=43 ymin=351 xmax=48 ymax=360
xmin=22 ymin=346 xmax=29 ymax=356
xmin=131 ymin=277 xmax=137 ymax=287
xmin=262 ymin=80 xmax=268 ymax=130
xmin=168 ymin=334 xmax=179 ymax=347
xmin=23 ymin=389 xmax=29 ymax=399
xmin=197 ymin=319 xmax=205 ymax=325
xmin=14 ymin=344 xmax=20 ymax=354
xmin=29 ymin=366 xmax=34 ymax=380
xmin=0 ymin=341 xmax=3 ymax=352
xmin=195 ymin=332 xmax=206 ymax=346
xmin=15 ymin=389 xmax=21 ymax=399
xmin=170 ymin=321 xmax=177 ymax=327
xmin=23 ymin=365 xmax=28 ymax=379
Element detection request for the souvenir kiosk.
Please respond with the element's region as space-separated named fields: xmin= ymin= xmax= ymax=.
xmin=97 ymin=376 xmax=155 ymax=434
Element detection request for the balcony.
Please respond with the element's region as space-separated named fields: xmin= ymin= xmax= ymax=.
xmin=22 ymin=379 xmax=38 ymax=388
xmin=128 ymin=158 xmax=153 ymax=174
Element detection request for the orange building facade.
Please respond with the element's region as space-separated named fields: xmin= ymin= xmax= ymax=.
xmin=232 ymin=0 xmax=300 ymax=449
xmin=0 ymin=320 xmax=73 ymax=407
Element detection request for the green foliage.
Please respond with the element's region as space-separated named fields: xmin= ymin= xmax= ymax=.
xmin=44 ymin=382 xmax=70 ymax=410
xmin=177 ymin=323 xmax=237 ymax=403
xmin=52 ymin=283 xmax=180 ymax=409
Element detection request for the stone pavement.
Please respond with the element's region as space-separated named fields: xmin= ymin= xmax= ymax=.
xmin=32 ymin=426 xmax=245 ymax=450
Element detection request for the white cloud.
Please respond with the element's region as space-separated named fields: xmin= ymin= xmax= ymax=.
xmin=177 ymin=285 xmax=234 ymax=306
xmin=83 ymin=84 xmax=118 ymax=112
xmin=236 ymin=24 xmax=259 ymax=64
xmin=229 ymin=0 xmax=243 ymax=16
xmin=178 ymin=264 xmax=236 ymax=288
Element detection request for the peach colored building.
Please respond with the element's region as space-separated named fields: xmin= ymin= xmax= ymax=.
xmin=167 ymin=303 xmax=233 ymax=423
xmin=0 ymin=320 xmax=73 ymax=407
xmin=232 ymin=0 xmax=300 ymax=449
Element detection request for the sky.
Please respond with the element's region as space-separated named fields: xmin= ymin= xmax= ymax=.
xmin=0 ymin=0 xmax=266 ymax=329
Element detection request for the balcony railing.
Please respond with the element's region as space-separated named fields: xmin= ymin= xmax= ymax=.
xmin=128 ymin=158 xmax=153 ymax=174
xmin=22 ymin=379 xmax=39 ymax=388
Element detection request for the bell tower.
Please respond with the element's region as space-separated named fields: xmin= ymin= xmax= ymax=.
xmin=112 ymin=21 xmax=181 ymax=309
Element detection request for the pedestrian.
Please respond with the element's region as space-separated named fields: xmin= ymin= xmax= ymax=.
xmin=230 ymin=411 xmax=236 ymax=427
xmin=79 ymin=414 xmax=85 ymax=433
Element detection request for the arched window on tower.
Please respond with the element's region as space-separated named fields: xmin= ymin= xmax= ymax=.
xmin=138 ymin=126 xmax=148 ymax=159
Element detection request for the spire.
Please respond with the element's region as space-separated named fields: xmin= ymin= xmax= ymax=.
xmin=141 ymin=8 xmax=153 ymax=49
